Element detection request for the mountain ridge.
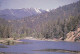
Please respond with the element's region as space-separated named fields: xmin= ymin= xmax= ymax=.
xmin=0 ymin=8 xmax=49 ymax=20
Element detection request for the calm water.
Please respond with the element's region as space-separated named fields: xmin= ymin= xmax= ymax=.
xmin=0 ymin=39 xmax=80 ymax=54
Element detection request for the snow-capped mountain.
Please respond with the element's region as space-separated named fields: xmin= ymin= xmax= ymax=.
xmin=0 ymin=8 xmax=49 ymax=20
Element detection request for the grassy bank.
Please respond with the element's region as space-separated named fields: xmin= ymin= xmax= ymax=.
xmin=0 ymin=38 xmax=23 ymax=45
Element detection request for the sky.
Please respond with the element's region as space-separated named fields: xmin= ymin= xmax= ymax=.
xmin=0 ymin=0 xmax=79 ymax=10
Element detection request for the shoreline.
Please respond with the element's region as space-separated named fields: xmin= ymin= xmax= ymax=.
xmin=23 ymin=37 xmax=78 ymax=42
xmin=0 ymin=37 xmax=79 ymax=44
xmin=24 ymin=37 xmax=80 ymax=42
xmin=24 ymin=37 xmax=60 ymax=41
xmin=0 ymin=38 xmax=23 ymax=44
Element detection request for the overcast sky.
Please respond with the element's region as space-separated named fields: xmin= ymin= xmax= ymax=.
xmin=0 ymin=0 xmax=79 ymax=10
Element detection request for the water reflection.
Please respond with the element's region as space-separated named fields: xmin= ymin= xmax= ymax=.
xmin=1 ymin=40 xmax=32 ymax=45
xmin=33 ymin=49 xmax=80 ymax=53
xmin=0 ymin=44 xmax=7 ymax=48
xmin=0 ymin=52 xmax=28 ymax=54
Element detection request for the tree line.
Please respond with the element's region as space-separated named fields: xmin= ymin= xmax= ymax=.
xmin=0 ymin=18 xmax=31 ymax=39
xmin=33 ymin=16 xmax=80 ymax=40
xmin=0 ymin=15 xmax=80 ymax=40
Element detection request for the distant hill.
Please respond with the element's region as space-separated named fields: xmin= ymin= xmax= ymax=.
xmin=20 ymin=1 xmax=80 ymax=28
xmin=0 ymin=8 xmax=49 ymax=20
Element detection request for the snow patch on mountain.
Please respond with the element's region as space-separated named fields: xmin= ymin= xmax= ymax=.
xmin=34 ymin=8 xmax=41 ymax=13
xmin=46 ymin=9 xmax=50 ymax=12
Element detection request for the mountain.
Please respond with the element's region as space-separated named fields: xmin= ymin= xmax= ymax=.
xmin=8 ymin=1 xmax=80 ymax=29
xmin=0 ymin=8 xmax=49 ymax=20
xmin=21 ymin=0 xmax=80 ymax=28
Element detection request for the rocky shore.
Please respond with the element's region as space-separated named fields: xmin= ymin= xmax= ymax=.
xmin=65 ymin=28 xmax=80 ymax=42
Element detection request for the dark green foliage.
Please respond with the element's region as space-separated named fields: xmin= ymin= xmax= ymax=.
xmin=67 ymin=16 xmax=80 ymax=31
xmin=36 ymin=16 xmax=80 ymax=40
xmin=0 ymin=18 xmax=11 ymax=38
xmin=0 ymin=18 xmax=32 ymax=38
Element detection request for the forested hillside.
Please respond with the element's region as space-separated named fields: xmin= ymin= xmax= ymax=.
xmin=19 ymin=1 xmax=80 ymax=29
xmin=0 ymin=18 xmax=11 ymax=38
xmin=20 ymin=1 xmax=80 ymax=41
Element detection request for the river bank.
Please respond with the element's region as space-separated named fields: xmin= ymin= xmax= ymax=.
xmin=24 ymin=37 xmax=61 ymax=41
xmin=0 ymin=37 xmax=80 ymax=54
xmin=0 ymin=35 xmax=80 ymax=45
xmin=0 ymin=28 xmax=80 ymax=44
xmin=0 ymin=38 xmax=23 ymax=45
xmin=0 ymin=36 xmax=62 ymax=44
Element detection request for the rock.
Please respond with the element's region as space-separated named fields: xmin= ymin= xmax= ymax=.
xmin=65 ymin=28 xmax=80 ymax=42
xmin=77 ymin=28 xmax=80 ymax=32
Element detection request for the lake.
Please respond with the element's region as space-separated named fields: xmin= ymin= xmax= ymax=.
xmin=0 ymin=39 xmax=80 ymax=54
